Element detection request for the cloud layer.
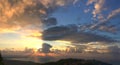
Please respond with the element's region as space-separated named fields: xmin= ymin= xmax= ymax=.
xmin=42 ymin=25 xmax=116 ymax=43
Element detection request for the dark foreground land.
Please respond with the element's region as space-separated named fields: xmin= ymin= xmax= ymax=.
xmin=2 ymin=58 xmax=112 ymax=65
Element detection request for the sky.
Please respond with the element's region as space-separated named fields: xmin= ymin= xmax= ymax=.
xmin=0 ymin=0 xmax=120 ymax=64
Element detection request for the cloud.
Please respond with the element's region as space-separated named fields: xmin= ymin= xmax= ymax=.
xmin=39 ymin=0 xmax=79 ymax=8
xmin=82 ymin=42 xmax=109 ymax=53
xmin=86 ymin=0 xmax=96 ymax=5
xmin=69 ymin=42 xmax=120 ymax=54
xmin=43 ymin=24 xmax=77 ymax=33
xmin=85 ymin=1 xmax=120 ymax=33
xmin=0 ymin=0 xmax=78 ymax=33
xmin=42 ymin=25 xmax=116 ymax=43
xmin=87 ymin=0 xmax=105 ymax=17
xmin=97 ymin=8 xmax=120 ymax=33
xmin=98 ymin=25 xmax=117 ymax=33
xmin=43 ymin=17 xmax=57 ymax=26
xmin=41 ymin=43 xmax=52 ymax=53
xmin=108 ymin=45 xmax=120 ymax=54
xmin=73 ymin=45 xmax=87 ymax=53
xmin=87 ymin=8 xmax=120 ymax=33
xmin=84 ymin=9 xmax=90 ymax=13
xmin=107 ymin=8 xmax=120 ymax=20
xmin=93 ymin=0 xmax=105 ymax=17
xmin=0 ymin=0 xmax=42 ymax=32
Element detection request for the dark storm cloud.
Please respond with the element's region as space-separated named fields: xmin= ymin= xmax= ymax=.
xmin=108 ymin=45 xmax=120 ymax=54
xmin=43 ymin=17 xmax=57 ymax=26
xmin=71 ymin=45 xmax=87 ymax=53
xmin=42 ymin=25 xmax=116 ymax=43
xmin=42 ymin=43 xmax=52 ymax=53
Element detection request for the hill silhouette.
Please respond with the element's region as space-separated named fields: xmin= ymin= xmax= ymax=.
xmin=41 ymin=58 xmax=112 ymax=65
xmin=3 ymin=58 xmax=112 ymax=65
xmin=0 ymin=52 xmax=4 ymax=65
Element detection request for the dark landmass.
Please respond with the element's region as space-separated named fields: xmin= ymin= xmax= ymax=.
xmin=0 ymin=52 xmax=4 ymax=65
xmin=3 ymin=60 xmax=39 ymax=65
xmin=41 ymin=58 xmax=112 ymax=65
xmin=2 ymin=58 xmax=112 ymax=65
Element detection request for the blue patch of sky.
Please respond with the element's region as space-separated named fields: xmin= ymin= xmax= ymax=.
xmin=51 ymin=2 xmax=94 ymax=26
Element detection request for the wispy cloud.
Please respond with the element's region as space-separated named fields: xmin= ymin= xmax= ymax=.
xmin=107 ymin=8 xmax=120 ymax=20
xmin=85 ymin=0 xmax=120 ymax=34
xmin=87 ymin=0 xmax=105 ymax=17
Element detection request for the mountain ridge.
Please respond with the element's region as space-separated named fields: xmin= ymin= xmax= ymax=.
xmin=3 ymin=58 xmax=112 ymax=65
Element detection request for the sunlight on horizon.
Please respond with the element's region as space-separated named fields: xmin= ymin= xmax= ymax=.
xmin=0 ymin=0 xmax=120 ymax=65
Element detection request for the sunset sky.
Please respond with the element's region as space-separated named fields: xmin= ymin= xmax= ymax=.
xmin=0 ymin=0 xmax=120 ymax=56
xmin=0 ymin=0 xmax=120 ymax=65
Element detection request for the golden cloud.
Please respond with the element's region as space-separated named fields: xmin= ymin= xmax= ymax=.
xmin=0 ymin=0 xmax=78 ymax=33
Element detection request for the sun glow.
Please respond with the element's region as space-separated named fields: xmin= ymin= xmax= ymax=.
xmin=16 ymin=30 xmax=44 ymax=49
xmin=55 ymin=40 xmax=71 ymax=44
xmin=11 ymin=34 xmax=43 ymax=50
xmin=34 ymin=52 xmax=59 ymax=57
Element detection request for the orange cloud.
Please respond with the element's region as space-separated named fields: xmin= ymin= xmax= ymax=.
xmin=87 ymin=0 xmax=105 ymax=17
xmin=0 ymin=0 xmax=42 ymax=33
xmin=0 ymin=0 xmax=78 ymax=33
xmin=39 ymin=9 xmax=47 ymax=14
